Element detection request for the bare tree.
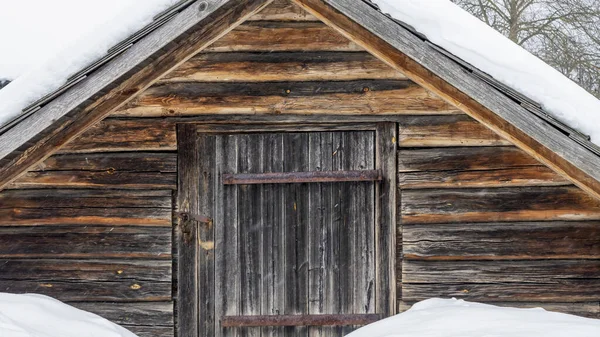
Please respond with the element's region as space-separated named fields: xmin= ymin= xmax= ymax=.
xmin=452 ymin=0 xmax=600 ymax=98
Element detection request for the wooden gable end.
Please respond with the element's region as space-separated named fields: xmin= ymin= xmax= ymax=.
xmin=0 ymin=1 xmax=599 ymax=336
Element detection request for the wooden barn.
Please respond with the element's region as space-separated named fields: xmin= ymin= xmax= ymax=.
xmin=0 ymin=0 xmax=599 ymax=336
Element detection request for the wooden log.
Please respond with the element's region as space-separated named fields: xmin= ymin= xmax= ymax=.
xmin=29 ymin=152 xmax=177 ymax=172
xmin=10 ymin=170 xmax=177 ymax=189
xmin=70 ymin=302 xmax=174 ymax=326
xmin=0 ymin=259 xmax=171 ymax=282
xmin=398 ymin=146 xmax=568 ymax=188
xmin=399 ymin=167 xmax=568 ymax=189
xmin=0 ymin=280 xmax=170 ymax=302
xmin=247 ymin=0 xmax=318 ymax=21
xmin=159 ymin=52 xmax=408 ymax=83
xmin=402 ymin=260 xmax=600 ymax=284
xmin=397 ymin=301 xmax=600 ymax=319
xmin=401 ymin=186 xmax=600 ymax=224
xmin=398 ymin=115 xmax=511 ymax=147
xmin=0 ymin=207 xmax=172 ymax=226
xmin=398 ymin=147 xmax=541 ymax=172
xmin=117 ymin=80 xmax=457 ymax=116
xmin=401 ymin=281 xmax=600 ymax=302
xmin=403 ymin=221 xmax=600 ymax=260
xmin=60 ymin=119 xmax=177 ymax=153
xmin=0 ymin=189 xmax=171 ymax=209
xmin=11 ymin=153 xmax=177 ymax=189
xmin=206 ymin=21 xmax=362 ymax=52
xmin=0 ymin=226 xmax=172 ymax=258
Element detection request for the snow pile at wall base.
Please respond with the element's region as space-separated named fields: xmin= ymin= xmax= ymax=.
xmin=348 ymin=298 xmax=600 ymax=337
xmin=0 ymin=293 xmax=137 ymax=337
xmin=374 ymin=0 xmax=600 ymax=146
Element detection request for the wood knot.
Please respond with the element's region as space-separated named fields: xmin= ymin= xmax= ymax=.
xmin=130 ymin=284 xmax=142 ymax=290
xmin=198 ymin=2 xmax=208 ymax=11
xmin=116 ymin=270 xmax=124 ymax=275
xmin=107 ymin=167 xmax=116 ymax=175
xmin=285 ymin=89 xmax=291 ymax=94
xmin=363 ymin=87 xmax=370 ymax=92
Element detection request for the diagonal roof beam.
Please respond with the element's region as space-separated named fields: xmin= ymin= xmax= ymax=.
xmin=0 ymin=0 xmax=273 ymax=190
xmin=293 ymin=0 xmax=600 ymax=201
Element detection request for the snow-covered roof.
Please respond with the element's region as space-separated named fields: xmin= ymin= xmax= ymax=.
xmin=348 ymin=298 xmax=600 ymax=337
xmin=0 ymin=0 xmax=178 ymax=129
xmin=373 ymin=0 xmax=600 ymax=146
xmin=0 ymin=293 xmax=137 ymax=337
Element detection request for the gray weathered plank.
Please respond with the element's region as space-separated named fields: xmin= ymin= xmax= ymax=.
xmin=398 ymin=146 xmax=568 ymax=189
xmin=261 ymin=133 xmax=285 ymax=337
xmin=283 ymin=133 xmax=310 ymax=337
xmin=237 ymin=134 xmax=262 ymax=337
xmin=402 ymin=260 xmax=600 ymax=284
xmin=0 ymin=226 xmax=171 ymax=259
xmin=176 ymin=124 xmax=200 ymax=337
xmin=375 ymin=123 xmax=397 ymax=316
xmin=401 ymin=186 xmax=600 ymax=224
xmin=215 ymin=134 xmax=241 ymax=337
xmin=403 ymin=221 xmax=600 ymax=260
xmin=71 ymin=302 xmax=174 ymax=327
xmin=0 ymin=259 xmax=171 ymax=282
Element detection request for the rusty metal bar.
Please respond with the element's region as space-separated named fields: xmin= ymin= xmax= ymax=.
xmin=221 ymin=314 xmax=382 ymax=327
xmin=223 ymin=170 xmax=382 ymax=185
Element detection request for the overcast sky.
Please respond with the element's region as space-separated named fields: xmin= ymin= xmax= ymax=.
xmin=0 ymin=0 xmax=143 ymax=80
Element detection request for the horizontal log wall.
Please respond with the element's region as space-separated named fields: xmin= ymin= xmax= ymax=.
xmin=398 ymin=120 xmax=600 ymax=316
xmin=3 ymin=1 xmax=598 ymax=335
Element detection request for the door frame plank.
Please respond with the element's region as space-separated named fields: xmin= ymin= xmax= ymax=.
xmin=177 ymin=121 xmax=398 ymax=335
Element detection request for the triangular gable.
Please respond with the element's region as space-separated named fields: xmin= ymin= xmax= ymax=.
xmin=1 ymin=0 xmax=600 ymax=202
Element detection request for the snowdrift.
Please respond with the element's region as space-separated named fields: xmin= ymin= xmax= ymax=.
xmin=0 ymin=293 xmax=137 ymax=337
xmin=348 ymin=298 xmax=600 ymax=337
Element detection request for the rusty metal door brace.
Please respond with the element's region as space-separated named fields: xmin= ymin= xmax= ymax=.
xmin=221 ymin=314 xmax=382 ymax=327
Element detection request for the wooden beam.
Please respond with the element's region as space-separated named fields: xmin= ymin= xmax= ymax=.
xmin=0 ymin=0 xmax=274 ymax=191
xmin=292 ymin=0 xmax=600 ymax=201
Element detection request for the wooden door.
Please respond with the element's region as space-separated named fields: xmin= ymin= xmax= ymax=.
xmin=177 ymin=124 xmax=396 ymax=337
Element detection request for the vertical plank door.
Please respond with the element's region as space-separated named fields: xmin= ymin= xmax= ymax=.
xmin=178 ymin=124 xmax=396 ymax=337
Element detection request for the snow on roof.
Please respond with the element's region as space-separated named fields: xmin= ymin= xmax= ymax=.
xmin=374 ymin=0 xmax=600 ymax=146
xmin=348 ymin=298 xmax=600 ymax=337
xmin=0 ymin=293 xmax=137 ymax=337
xmin=0 ymin=0 xmax=177 ymax=128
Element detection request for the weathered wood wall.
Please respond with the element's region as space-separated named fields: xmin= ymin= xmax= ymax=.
xmin=2 ymin=1 xmax=599 ymax=336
